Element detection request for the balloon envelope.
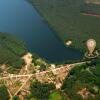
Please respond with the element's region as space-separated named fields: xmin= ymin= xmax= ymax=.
xmin=86 ymin=39 xmax=96 ymax=55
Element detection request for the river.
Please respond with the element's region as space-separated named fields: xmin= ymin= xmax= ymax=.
xmin=0 ymin=0 xmax=83 ymax=63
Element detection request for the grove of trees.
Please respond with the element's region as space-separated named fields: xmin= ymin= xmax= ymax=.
xmin=0 ymin=32 xmax=27 ymax=69
xmin=61 ymin=61 xmax=100 ymax=100
xmin=29 ymin=81 xmax=56 ymax=100
xmin=0 ymin=85 xmax=10 ymax=100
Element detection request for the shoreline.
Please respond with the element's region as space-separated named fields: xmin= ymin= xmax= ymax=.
xmin=27 ymin=0 xmax=84 ymax=52
xmin=26 ymin=0 xmax=84 ymax=64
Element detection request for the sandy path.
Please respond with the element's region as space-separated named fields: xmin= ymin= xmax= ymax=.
xmin=86 ymin=0 xmax=100 ymax=5
xmin=82 ymin=13 xmax=100 ymax=18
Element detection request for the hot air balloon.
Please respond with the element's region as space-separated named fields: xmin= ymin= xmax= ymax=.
xmin=86 ymin=39 xmax=96 ymax=56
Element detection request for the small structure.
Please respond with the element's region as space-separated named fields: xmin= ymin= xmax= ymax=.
xmin=65 ymin=40 xmax=72 ymax=46
xmin=56 ymin=83 xmax=62 ymax=89
xmin=50 ymin=64 xmax=56 ymax=69
xmin=77 ymin=88 xmax=90 ymax=99
xmin=22 ymin=53 xmax=33 ymax=72
xmin=85 ymin=39 xmax=99 ymax=58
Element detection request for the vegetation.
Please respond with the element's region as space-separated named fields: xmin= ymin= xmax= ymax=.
xmin=0 ymin=85 xmax=10 ymax=100
xmin=49 ymin=91 xmax=67 ymax=100
xmin=81 ymin=3 xmax=100 ymax=15
xmin=0 ymin=32 xmax=27 ymax=69
xmin=29 ymin=81 xmax=56 ymax=100
xmin=28 ymin=0 xmax=100 ymax=52
xmin=49 ymin=92 xmax=62 ymax=100
xmin=13 ymin=96 xmax=20 ymax=100
xmin=61 ymin=60 xmax=100 ymax=100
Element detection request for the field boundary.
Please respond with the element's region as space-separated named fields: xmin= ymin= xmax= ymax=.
xmin=81 ymin=12 xmax=100 ymax=18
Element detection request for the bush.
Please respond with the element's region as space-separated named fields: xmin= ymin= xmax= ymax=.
xmin=30 ymin=81 xmax=56 ymax=100
xmin=13 ymin=96 xmax=20 ymax=100
xmin=0 ymin=85 xmax=10 ymax=100
xmin=0 ymin=32 xmax=27 ymax=69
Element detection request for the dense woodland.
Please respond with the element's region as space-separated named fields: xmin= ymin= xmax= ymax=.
xmin=0 ymin=32 xmax=27 ymax=69
xmin=28 ymin=81 xmax=56 ymax=100
xmin=61 ymin=60 xmax=100 ymax=100
xmin=0 ymin=85 xmax=10 ymax=100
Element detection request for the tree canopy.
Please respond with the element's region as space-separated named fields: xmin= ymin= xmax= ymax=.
xmin=0 ymin=32 xmax=27 ymax=69
xmin=0 ymin=85 xmax=10 ymax=100
xmin=30 ymin=81 xmax=56 ymax=100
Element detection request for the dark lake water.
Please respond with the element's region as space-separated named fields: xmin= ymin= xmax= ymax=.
xmin=0 ymin=0 xmax=83 ymax=63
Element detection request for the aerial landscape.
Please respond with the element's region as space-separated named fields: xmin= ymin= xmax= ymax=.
xmin=0 ymin=0 xmax=100 ymax=100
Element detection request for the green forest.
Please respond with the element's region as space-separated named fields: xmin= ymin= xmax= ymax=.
xmin=62 ymin=60 xmax=100 ymax=100
xmin=0 ymin=32 xmax=27 ymax=69
xmin=0 ymin=85 xmax=10 ymax=100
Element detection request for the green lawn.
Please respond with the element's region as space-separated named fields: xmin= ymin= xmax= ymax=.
xmin=49 ymin=91 xmax=65 ymax=100
xmin=28 ymin=91 xmax=66 ymax=100
xmin=30 ymin=97 xmax=37 ymax=100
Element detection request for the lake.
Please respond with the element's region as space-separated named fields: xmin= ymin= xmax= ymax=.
xmin=0 ymin=0 xmax=83 ymax=63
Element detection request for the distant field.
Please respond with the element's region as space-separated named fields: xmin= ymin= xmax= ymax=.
xmin=28 ymin=0 xmax=100 ymax=52
xmin=81 ymin=3 xmax=100 ymax=15
xmin=86 ymin=0 xmax=100 ymax=4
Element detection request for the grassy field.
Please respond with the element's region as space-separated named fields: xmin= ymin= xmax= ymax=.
xmin=49 ymin=91 xmax=67 ymax=100
xmin=29 ymin=91 xmax=67 ymax=100
xmin=49 ymin=92 xmax=63 ymax=100
xmin=81 ymin=3 xmax=100 ymax=15
xmin=28 ymin=0 xmax=100 ymax=52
